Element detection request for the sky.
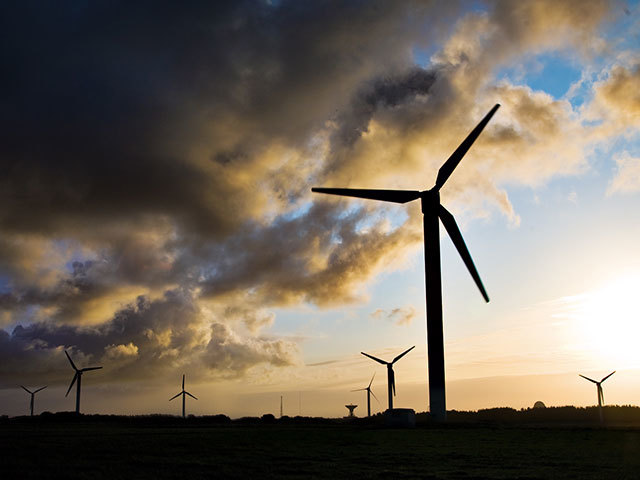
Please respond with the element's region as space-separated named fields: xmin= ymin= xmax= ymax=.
xmin=1 ymin=0 xmax=639 ymax=418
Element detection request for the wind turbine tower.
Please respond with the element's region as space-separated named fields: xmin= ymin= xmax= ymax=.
xmin=313 ymin=104 xmax=499 ymax=421
xmin=352 ymin=373 xmax=378 ymax=417
xmin=64 ymin=350 xmax=102 ymax=414
xmin=580 ymin=371 xmax=615 ymax=423
xmin=20 ymin=385 xmax=47 ymax=417
xmin=361 ymin=346 xmax=414 ymax=411
xmin=169 ymin=374 xmax=198 ymax=418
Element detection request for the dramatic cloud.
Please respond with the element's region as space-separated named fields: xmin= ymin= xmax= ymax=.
xmin=0 ymin=0 xmax=627 ymax=386
xmin=591 ymin=63 xmax=640 ymax=132
xmin=198 ymin=201 xmax=421 ymax=306
xmin=0 ymin=289 xmax=298 ymax=385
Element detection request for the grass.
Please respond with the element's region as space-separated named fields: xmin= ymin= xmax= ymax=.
xmin=2 ymin=417 xmax=640 ymax=479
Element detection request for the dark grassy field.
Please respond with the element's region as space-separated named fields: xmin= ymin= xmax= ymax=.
xmin=2 ymin=415 xmax=640 ymax=479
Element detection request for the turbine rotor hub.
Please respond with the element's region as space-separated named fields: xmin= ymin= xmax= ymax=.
xmin=421 ymin=189 xmax=440 ymax=214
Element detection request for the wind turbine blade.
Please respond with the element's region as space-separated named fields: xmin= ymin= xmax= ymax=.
xmin=65 ymin=373 xmax=78 ymax=397
xmin=370 ymin=389 xmax=380 ymax=404
xmin=579 ymin=374 xmax=598 ymax=384
xmin=351 ymin=388 xmax=367 ymax=392
xmin=21 ymin=385 xmax=32 ymax=394
xmin=601 ymin=371 xmax=616 ymax=383
xmin=368 ymin=371 xmax=376 ymax=389
xmin=65 ymin=350 xmax=78 ymax=371
xmin=435 ymin=104 xmax=500 ymax=190
xmin=391 ymin=369 xmax=396 ymax=396
xmin=182 ymin=374 xmax=185 ymax=390
xmin=185 ymin=392 xmax=198 ymax=400
xmin=34 ymin=386 xmax=47 ymax=393
xmin=438 ymin=205 xmax=489 ymax=302
xmin=81 ymin=366 xmax=102 ymax=372
xmin=361 ymin=352 xmax=388 ymax=365
xmin=169 ymin=392 xmax=181 ymax=401
xmin=312 ymin=188 xmax=421 ymax=204
xmin=392 ymin=345 xmax=415 ymax=364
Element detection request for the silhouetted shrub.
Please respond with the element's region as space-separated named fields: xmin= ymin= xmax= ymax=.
xmin=235 ymin=416 xmax=260 ymax=424
xmin=5 ymin=406 xmax=640 ymax=427
xmin=261 ymin=413 xmax=276 ymax=423
xmin=201 ymin=414 xmax=231 ymax=424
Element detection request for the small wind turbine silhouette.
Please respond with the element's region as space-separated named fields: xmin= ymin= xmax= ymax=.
xmin=361 ymin=346 xmax=415 ymax=411
xmin=20 ymin=385 xmax=47 ymax=416
xmin=65 ymin=350 xmax=102 ymax=414
xmin=351 ymin=372 xmax=379 ymax=417
xmin=170 ymin=374 xmax=197 ymax=418
xmin=313 ymin=104 xmax=499 ymax=421
xmin=580 ymin=370 xmax=615 ymax=423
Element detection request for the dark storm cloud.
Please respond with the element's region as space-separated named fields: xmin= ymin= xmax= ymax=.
xmin=198 ymin=201 xmax=420 ymax=306
xmin=0 ymin=2 xmax=449 ymax=303
xmin=331 ymin=67 xmax=439 ymax=150
xmin=0 ymin=0 xmax=450 ymax=238
xmin=0 ymin=289 xmax=298 ymax=385
xmin=0 ymin=0 xmax=619 ymax=385
xmin=0 ymin=0 xmax=448 ymax=323
xmin=1 ymin=1 xmax=249 ymax=238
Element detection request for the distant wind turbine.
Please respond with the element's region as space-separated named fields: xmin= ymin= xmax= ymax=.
xmin=580 ymin=370 xmax=615 ymax=423
xmin=170 ymin=374 xmax=198 ymax=418
xmin=351 ymin=372 xmax=379 ymax=417
xmin=20 ymin=385 xmax=47 ymax=416
xmin=361 ymin=346 xmax=415 ymax=411
xmin=65 ymin=350 xmax=102 ymax=414
xmin=313 ymin=104 xmax=500 ymax=421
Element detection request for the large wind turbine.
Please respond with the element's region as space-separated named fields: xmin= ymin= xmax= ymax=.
xmin=20 ymin=385 xmax=47 ymax=416
xmin=65 ymin=350 xmax=102 ymax=414
xmin=170 ymin=374 xmax=198 ymax=418
xmin=351 ymin=373 xmax=379 ymax=417
xmin=580 ymin=371 xmax=615 ymax=423
xmin=361 ymin=346 xmax=414 ymax=411
xmin=313 ymin=104 xmax=500 ymax=421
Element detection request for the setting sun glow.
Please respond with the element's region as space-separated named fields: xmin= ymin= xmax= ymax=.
xmin=566 ymin=274 xmax=640 ymax=368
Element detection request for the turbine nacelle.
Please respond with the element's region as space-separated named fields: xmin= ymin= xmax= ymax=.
xmin=420 ymin=188 xmax=440 ymax=215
